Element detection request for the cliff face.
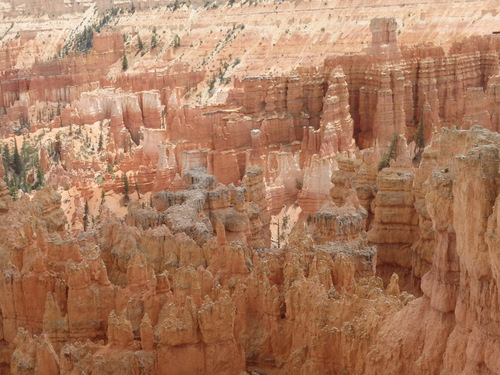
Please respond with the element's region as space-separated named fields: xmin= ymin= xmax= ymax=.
xmin=365 ymin=126 xmax=500 ymax=374
xmin=367 ymin=164 xmax=419 ymax=290
xmin=1 ymin=1 xmax=500 ymax=374
xmin=1 ymin=10 xmax=500 ymax=217
xmin=8 ymin=127 xmax=500 ymax=375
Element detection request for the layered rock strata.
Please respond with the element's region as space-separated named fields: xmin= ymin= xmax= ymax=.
xmin=0 ymin=1 xmax=500 ymax=373
xmin=1 ymin=15 xmax=500 ymax=230
xmin=366 ymin=126 xmax=500 ymax=374
xmin=0 ymin=167 xmax=409 ymax=375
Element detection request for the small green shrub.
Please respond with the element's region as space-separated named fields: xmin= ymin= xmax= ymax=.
xmin=173 ymin=34 xmax=181 ymax=47
xmin=295 ymin=179 xmax=303 ymax=191
xmin=378 ymin=133 xmax=398 ymax=171
xmin=123 ymin=173 xmax=130 ymax=198
xmin=413 ymin=117 xmax=425 ymax=163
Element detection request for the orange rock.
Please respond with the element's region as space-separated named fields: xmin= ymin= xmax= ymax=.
xmin=107 ymin=311 xmax=134 ymax=348
xmin=2 ymin=2 xmax=500 ymax=373
xmin=0 ymin=178 xmax=11 ymax=212
xmin=366 ymin=126 xmax=500 ymax=375
xmin=367 ymin=165 xmax=419 ymax=291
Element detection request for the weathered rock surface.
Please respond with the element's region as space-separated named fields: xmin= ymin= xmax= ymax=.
xmin=0 ymin=167 xmax=406 ymax=375
xmin=3 ymin=126 xmax=500 ymax=375
xmin=1 ymin=0 xmax=500 ymax=374
xmin=365 ymin=126 xmax=500 ymax=375
xmin=1 ymin=6 xmax=500 ymax=215
xmin=367 ymin=165 xmax=419 ymax=290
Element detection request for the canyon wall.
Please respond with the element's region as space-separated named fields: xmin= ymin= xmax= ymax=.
xmin=2 ymin=13 xmax=500 ymax=206
xmin=1 ymin=1 xmax=500 ymax=374
xmin=365 ymin=126 xmax=500 ymax=375
xmin=3 ymin=126 xmax=500 ymax=375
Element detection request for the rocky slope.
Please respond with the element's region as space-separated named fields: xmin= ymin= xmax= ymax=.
xmin=0 ymin=165 xmax=406 ymax=375
xmin=1 ymin=0 xmax=500 ymax=374
xmin=2 ymin=126 xmax=500 ymax=375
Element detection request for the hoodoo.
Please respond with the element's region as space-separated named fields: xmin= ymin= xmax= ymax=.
xmin=1 ymin=0 xmax=500 ymax=374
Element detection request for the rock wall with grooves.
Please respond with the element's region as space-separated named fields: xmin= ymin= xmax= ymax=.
xmin=367 ymin=165 xmax=419 ymax=291
xmin=366 ymin=126 xmax=500 ymax=375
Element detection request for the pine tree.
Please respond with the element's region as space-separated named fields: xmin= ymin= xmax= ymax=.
xmin=137 ymin=34 xmax=144 ymax=50
xmin=21 ymin=169 xmax=28 ymax=193
xmin=13 ymin=141 xmax=22 ymax=175
xmin=378 ymin=133 xmax=398 ymax=171
xmin=34 ymin=157 xmax=44 ymax=190
xmin=173 ymin=34 xmax=181 ymax=48
xmin=98 ymin=132 xmax=103 ymax=152
xmin=135 ymin=180 xmax=141 ymax=199
xmin=54 ymin=132 xmax=62 ymax=162
xmin=2 ymin=144 xmax=10 ymax=167
xmin=83 ymin=201 xmax=89 ymax=231
xmin=122 ymin=54 xmax=128 ymax=71
xmin=9 ymin=176 xmax=19 ymax=200
xmin=413 ymin=109 xmax=426 ymax=163
xmin=123 ymin=173 xmax=130 ymax=198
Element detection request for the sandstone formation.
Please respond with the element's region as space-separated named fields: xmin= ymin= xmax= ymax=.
xmin=2 ymin=10 xmax=500 ymax=215
xmin=0 ymin=170 xmax=410 ymax=375
xmin=364 ymin=126 xmax=500 ymax=375
xmin=3 ymin=126 xmax=500 ymax=375
xmin=1 ymin=0 xmax=500 ymax=374
xmin=367 ymin=164 xmax=419 ymax=290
